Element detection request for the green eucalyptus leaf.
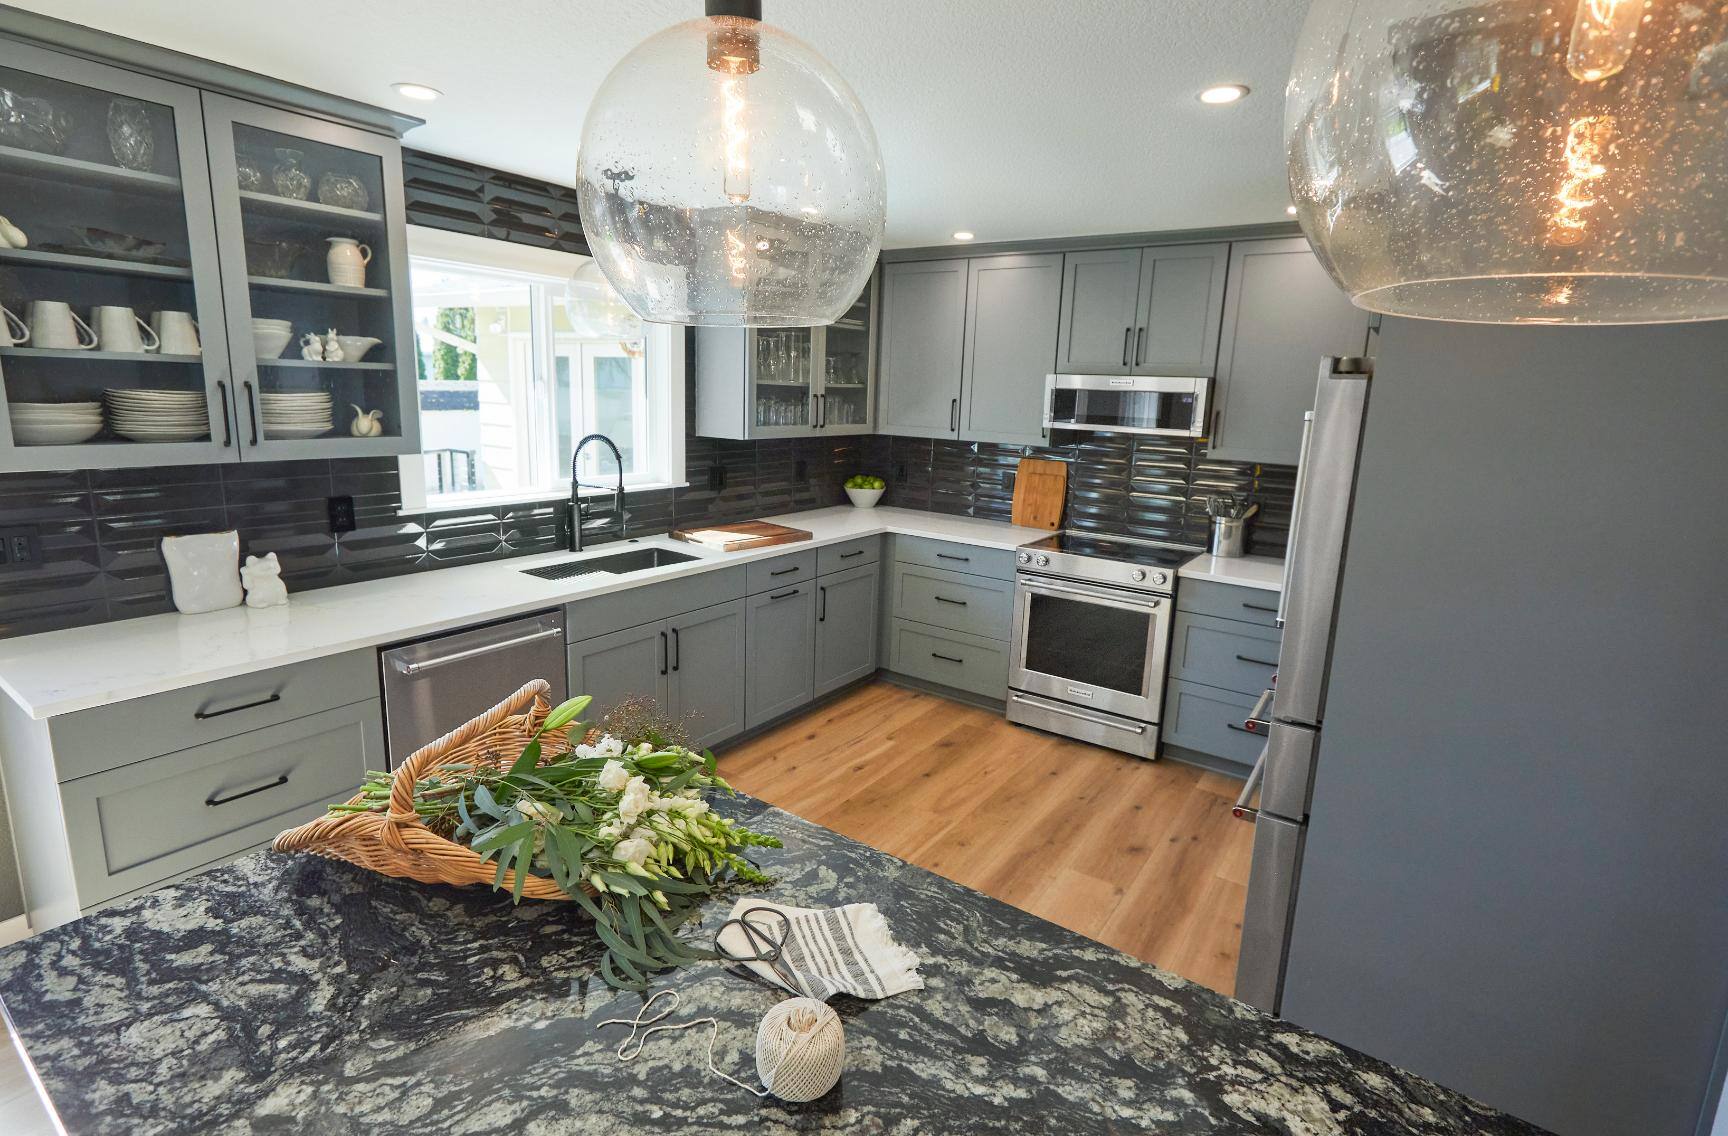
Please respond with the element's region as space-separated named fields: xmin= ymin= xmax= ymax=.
xmin=470 ymin=821 xmax=534 ymax=856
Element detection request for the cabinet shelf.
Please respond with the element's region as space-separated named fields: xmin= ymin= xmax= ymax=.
xmin=754 ymin=381 xmax=812 ymax=389
xmin=829 ymin=319 xmax=868 ymax=331
xmin=247 ymin=275 xmax=389 ymax=298
xmin=238 ymin=190 xmax=384 ymax=228
xmin=0 ymin=246 xmax=193 ymax=279
xmin=0 ymin=145 xmax=183 ymax=193
xmin=258 ymin=358 xmax=393 ymax=371
xmin=0 ymin=347 xmax=202 ymax=363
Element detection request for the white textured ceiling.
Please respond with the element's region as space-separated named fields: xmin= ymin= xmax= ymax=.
xmin=16 ymin=0 xmax=1309 ymax=248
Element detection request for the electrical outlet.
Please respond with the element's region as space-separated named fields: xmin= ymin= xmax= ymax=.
xmin=0 ymin=526 xmax=38 ymax=570
xmin=708 ymin=464 xmax=726 ymax=492
xmin=794 ymin=458 xmax=808 ymax=482
xmin=327 ymin=495 xmax=356 ymax=535
xmin=896 ymin=463 xmax=908 ymax=483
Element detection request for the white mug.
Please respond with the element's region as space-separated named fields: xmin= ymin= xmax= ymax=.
xmin=325 ymin=237 xmax=372 ymax=288
xmin=150 ymin=310 xmax=200 ymax=356
xmin=0 ymin=303 xmax=27 ymax=347
xmin=92 ymin=306 xmax=160 ymax=354
xmin=27 ymin=301 xmax=97 ymax=351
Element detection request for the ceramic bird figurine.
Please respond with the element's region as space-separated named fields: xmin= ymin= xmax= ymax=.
xmin=299 ymin=332 xmax=324 ymax=361
xmin=0 ymin=216 xmax=27 ymax=249
xmin=240 ymin=553 xmax=288 ymax=608
xmin=322 ymin=329 xmax=344 ymax=362
xmin=349 ymin=405 xmax=383 ymax=437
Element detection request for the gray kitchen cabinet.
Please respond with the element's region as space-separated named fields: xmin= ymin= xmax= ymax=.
xmin=878 ymin=259 xmax=968 ymax=438
xmin=567 ymin=620 xmax=669 ymax=729
xmin=1055 ymin=248 xmax=1142 ymax=374
xmin=1208 ymin=238 xmax=1370 ymax=465
xmin=1134 ymin=243 xmax=1228 ymax=376
xmin=1161 ymin=579 xmax=1282 ymax=769
xmin=667 ymin=600 xmax=747 ymax=751
xmin=960 ymin=253 xmax=1063 ymax=446
xmin=814 ymin=562 xmax=879 ymax=697
xmin=745 ymin=583 xmax=816 ymax=728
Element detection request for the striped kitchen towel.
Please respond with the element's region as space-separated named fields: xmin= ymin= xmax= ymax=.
xmin=715 ymin=898 xmax=925 ymax=1001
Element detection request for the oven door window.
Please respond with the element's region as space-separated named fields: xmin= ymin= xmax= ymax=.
xmin=1021 ymin=592 xmax=1151 ymax=694
xmin=1049 ymin=388 xmax=1197 ymax=432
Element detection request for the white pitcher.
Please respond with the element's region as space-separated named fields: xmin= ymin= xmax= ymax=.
xmin=325 ymin=237 xmax=372 ymax=288
xmin=27 ymin=301 xmax=96 ymax=351
xmin=0 ymin=303 xmax=28 ymax=347
xmin=150 ymin=310 xmax=200 ymax=356
xmin=92 ymin=305 xmax=160 ymax=354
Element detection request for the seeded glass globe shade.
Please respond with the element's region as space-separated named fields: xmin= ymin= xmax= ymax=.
xmin=1286 ymin=0 xmax=1728 ymax=324
xmin=576 ymin=13 xmax=886 ymax=327
xmin=563 ymin=259 xmax=643 ymax=340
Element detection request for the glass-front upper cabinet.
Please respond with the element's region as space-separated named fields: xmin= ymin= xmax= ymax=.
xmin=203 ymin=94 xmax=418 ymax=460
xmin=692 ymin=272 xmax=878 ymax=440
xmin=0 ymin=43 xmax=236 ymax=472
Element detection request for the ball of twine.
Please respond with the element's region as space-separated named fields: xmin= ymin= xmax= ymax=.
xmin=755 ymin=997 xmax=844 ymax=1102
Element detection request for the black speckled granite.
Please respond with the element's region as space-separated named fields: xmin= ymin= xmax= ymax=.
xmin=0 ymin=800 xmax=1549 ymax=1135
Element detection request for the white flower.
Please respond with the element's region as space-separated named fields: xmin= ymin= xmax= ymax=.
xmin=515 ymin=797 xmax=563 ymax=825
xmin=629 ymin=826 xmax=656 ymax=844
xmin=672 ymin=797 xmax=709 ymax=817
xmin=595 ymin=735 xmax=625 ymax=758
xmin=597 ymin=759 xmax=630 ymax=793
xmin=617 ymin=776 xmax=652 ymax=824
xmin=613 ymin=836 xmax=654 ymax=866
xmin=597 ymin=819 xmax=626 ymax=843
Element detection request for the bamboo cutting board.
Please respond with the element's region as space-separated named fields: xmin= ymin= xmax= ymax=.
xmin=669 ymin=520 xmax=812 ymax=552
xmin=1011 ymin=458 xmax=1067 ymax=530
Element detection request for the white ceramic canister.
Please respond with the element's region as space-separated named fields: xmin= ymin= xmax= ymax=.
xmin=325 ymin=237 xmax=372 ymax=288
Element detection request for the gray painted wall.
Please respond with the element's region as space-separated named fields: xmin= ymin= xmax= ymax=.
xmin=1280 ymin=317 xmax=1728 ymax=1136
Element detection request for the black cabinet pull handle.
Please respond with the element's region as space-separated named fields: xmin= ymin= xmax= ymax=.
xmin=839 ymin=550 xmax=864 ymax=559
xmin=935 ymin=553 xmax=970 ymax=562
xmin=671 ymin=627 xmax=680 ymax=672
xmin=770 ymin=566 xmax=800 ymax=576
xmin=243 ymin=380 xmax=260 ymax=446
xmin=769 ymin=588 xmax=801 ymax=600
xmin=949 ymin=398 xmax=959 ymax=432
xmin=194 ymin=693 xmax=281 ymax=720
xmin=1243 ymin=602 xmax=1278 ymax=613
xmin=659 ymin=630 xmax=668 ymax=675
xmin=931 ymin=652 xmax=963 ymax=663
xmin=1135 ymin=326 xmax=1147 ymax=366
xmin=934 ymin=596 xmax=968 ymax=606
xmin=1122 ymin=327 xmax=1132 ymax=366
xmin=1235 ymin=654 xmax=1279 ymax=667
xmin=1225 ymin=722 xmax=1255 ymax=735
xmin=207 ymin=774 xmax=288 ymax=807
xmin=818 ymin=585 xmax=827 ymax=622
xmin=216 ymin=380 xmax=233 ymax=447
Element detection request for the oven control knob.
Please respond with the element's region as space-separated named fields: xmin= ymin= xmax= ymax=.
xmin=1130 ymin=568 xmax=1147 ymax=582
xmin=1034 ymin=554 xmax=1050 ymax=567
xmin=1017 ymin=551 xmax=1031 ymax=565
xmin=1151 ymin=570 xmax=1170 ymax=587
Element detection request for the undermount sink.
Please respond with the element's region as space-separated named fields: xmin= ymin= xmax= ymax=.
xmin=520 ymin=546 xmax=701 ymax=581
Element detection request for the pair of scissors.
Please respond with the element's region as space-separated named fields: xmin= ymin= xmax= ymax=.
xmin=714 ymin=905 xmax=801 ymax=994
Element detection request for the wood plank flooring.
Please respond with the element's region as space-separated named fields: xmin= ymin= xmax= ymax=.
xmin=718 ymin=680 xmax=1256 ymax=995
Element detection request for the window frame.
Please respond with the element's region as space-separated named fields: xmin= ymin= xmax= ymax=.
xmin=399 ymin=225 xmax=686 ymax=513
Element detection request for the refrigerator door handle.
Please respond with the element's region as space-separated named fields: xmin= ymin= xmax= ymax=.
xmin=1233 ymin=743 xmax=1268 ymax=820
xmin=1244 ymin=686 xmax=1276 ymax=732
xmin=1276 ymin=410 xmax=1317 ymax=629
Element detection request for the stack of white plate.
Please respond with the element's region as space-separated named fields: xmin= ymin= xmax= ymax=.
xmin=9 ymin=401 xmax=103 ymax=446
xmin=104 ymin=389 xmax=210 ymax=443
xmin=259 ymin=391 xmax=333 ymax=439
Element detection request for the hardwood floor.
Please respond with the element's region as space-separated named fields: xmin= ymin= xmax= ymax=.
xmin=718 ymin=680 xmax=1256 ymax=996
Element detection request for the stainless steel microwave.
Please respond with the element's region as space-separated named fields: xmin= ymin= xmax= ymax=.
xmin=1043 ymin=374 xmax=1210 ymax=437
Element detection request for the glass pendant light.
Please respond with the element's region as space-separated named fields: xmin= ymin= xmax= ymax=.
xmin=563 ymin=259 xmax=643 ymax=341
xmin=1286 ymin=0 xmax=1728 ymax=323
xmin=576 ymin=0 xmax=886 ymax=327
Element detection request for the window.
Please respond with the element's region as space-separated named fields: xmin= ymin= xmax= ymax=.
xmin=400 ymin=226 xmax=684 ymax=509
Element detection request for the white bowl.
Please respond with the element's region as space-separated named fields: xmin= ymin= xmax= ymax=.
xmin=333 ymin=336 xmax=381 ymax=361
xmin=253 ymin=328 xmax=294 ymax=359
xmin=845 ymin=486 xmax=885 ymax=508
xmin=14 ymin=421 xmax=103 ymax=445
xmin=251 ymin=317 xmax=292 ymax=329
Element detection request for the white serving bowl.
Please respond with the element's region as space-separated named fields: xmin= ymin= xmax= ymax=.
xmin=333 ymin=335 xmax=381 ymax=361
xmin=13 ymin=421 xmax=103 ymax=445
xmin=845 ymin=486 xmax=884 ymax=508
xmin=253 ymin=327 xmax=294 ymax=359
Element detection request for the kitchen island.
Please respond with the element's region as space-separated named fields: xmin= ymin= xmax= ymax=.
xmin=0 ymin=799 xmax=1548 ymax=1135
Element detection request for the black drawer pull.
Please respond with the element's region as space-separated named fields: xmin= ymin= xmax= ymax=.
xmin=194 ymin=693 xmax=282 ymax=720
xmin=1225 ymin=722 xmax=1256 ymax=735
xmin=935 ymin=553 xmax=970 ymax=562
xmin=206 ymin=774 xmax=288 ymax=807
xmin=1235 ymin=654 xmax=1279 ymax=667
xmin=1243 ymin=602 xmax=1278 ymax=613
xmin=839 ymin=550 xmax=865 ymax=559
xmin=934 ymin=596 xmax=968 ymax=606
xmin=818 ymin=586 xmax=827 ymax=622
xmin=770 ymin=566 xmax=801 ymax=576
xmin=931 ymin=652 xmax=964 ymax=664
xmin=769 ymin=588 xmax=802 ymax=600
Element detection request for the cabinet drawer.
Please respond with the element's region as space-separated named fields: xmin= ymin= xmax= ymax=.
xmin=889 ymin=619 xmax=1008 ymax=701
xmin=48 ymin=649 xmax=378 ymax=782
xmin=1168 ymin=612 xmax=1282 ymax=696
xmin=818 ymin=535 xmax=880 ymax=575
xmin=1177 ymin=578 xmax=1282 ymax=628
xmin=892 ymin=563 xmax=1013 ymax=639
xmin=61 ymin=701 xmax=382 ymax=907
xmin=747 ymin=550 xmax=817 ymax=595
xmin=565 ymin=565 xmax=746 ymax=640
xmin=891 ymin=534 xmax=1015 ymax=580
xmin=1162 ymin=679 xmax=1265 ymax=765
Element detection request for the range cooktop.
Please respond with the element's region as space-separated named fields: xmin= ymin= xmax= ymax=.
xmin=1015 ymin=530 xmax=1201 ymax=590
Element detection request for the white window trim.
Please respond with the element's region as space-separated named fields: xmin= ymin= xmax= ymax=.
xmin=398 ymin=226 xmax=686 ymax=513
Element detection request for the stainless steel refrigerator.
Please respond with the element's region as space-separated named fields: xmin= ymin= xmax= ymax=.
xmin=1232 ymin=318 xmax=1728 ymax=1136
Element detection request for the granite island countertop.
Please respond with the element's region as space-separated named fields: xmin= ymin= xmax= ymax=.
xmin=0 ymin=799 xmax=1549 ymax=1135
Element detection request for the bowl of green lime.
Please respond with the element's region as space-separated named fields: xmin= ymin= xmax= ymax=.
xmin=844 ymin=474 xmax=886 ymax=508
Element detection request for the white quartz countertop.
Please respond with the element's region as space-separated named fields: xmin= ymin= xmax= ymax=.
xmin=0 ymin=507 xmax=1054 ymax=720
xmin=1177 ymin=553 xmax=1286 ymax=592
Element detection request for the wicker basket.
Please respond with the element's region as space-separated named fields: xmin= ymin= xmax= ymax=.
xmin=272 ymin=679 xmax=589 ymax=901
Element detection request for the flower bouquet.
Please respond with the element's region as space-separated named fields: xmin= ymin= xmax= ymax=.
xmin=276 ymin=684 xmax=780 ymax=989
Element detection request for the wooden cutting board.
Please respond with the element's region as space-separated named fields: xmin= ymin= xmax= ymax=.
xmin=669 ymin=520 xmax=812 ymax=552
xmin=1011 ymin=458 xmax=1067 ymax=530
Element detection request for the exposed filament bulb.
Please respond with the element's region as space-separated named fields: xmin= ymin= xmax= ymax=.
xmin=1550 ymin=115 xmax=1614 ymax=243
xmin=721 ymin=77 xmax=751 ymax=203
xmin=1567 ymin=0 xmax=1643 ymax=82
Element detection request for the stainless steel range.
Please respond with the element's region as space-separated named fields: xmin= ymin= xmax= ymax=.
xmin=1006 ymin=531 xmax=1198 ymax=759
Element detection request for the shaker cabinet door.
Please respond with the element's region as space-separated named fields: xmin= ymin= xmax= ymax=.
xmin=960 ymin=253 xmax=1063 ymax=446
xmin=814 ymin=563 xmax=880 ymax=697
xmin=745 ymin=584 xmax=816 ymax=728
xmin=668 ymin=599 xmax=747 ymax=751
xmin=1055 ymin=248 xmax=1141 ymax=375
xmin=1133 ymin=243 xmax=1228 ymax=376
xmin=567 ymin=620 xmax=670 ymax=729
xmin=878 ymin=259 xmax=967 ymax=438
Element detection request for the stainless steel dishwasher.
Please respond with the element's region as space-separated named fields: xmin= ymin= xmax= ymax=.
xmin=380 ymin=609 xmax=568 ymax=768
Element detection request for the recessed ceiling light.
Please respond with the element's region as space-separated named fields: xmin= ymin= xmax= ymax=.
xmin=953 ymin=231 xmax=975 ymax=241
xmin=1286 ymin=205 xmax=1299 ymax=215
xmin=393 ymin=82 xmax=442 ymax=102
xmin=1198 ymin=84 xmax=1250 ymax=105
